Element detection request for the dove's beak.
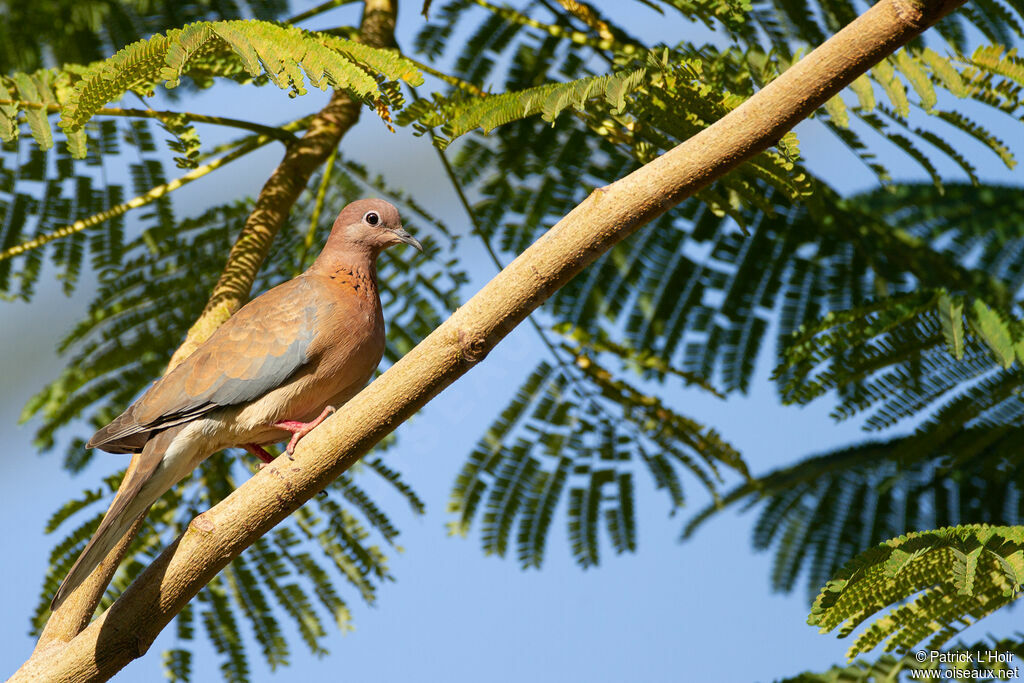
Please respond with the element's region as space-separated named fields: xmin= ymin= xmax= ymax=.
xmin=393 ymin=228 xmax=423 ymax=253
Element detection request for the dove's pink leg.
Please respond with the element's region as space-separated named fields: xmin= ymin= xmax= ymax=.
xmin=273 ymin=406 xmax=336 ymax=455
xmin=244 ymin=444 xmax=276 ymax=464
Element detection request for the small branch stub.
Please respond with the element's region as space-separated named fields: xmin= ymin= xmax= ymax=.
xmin=190 ymin=515 xmax=215 ymax=534
xmin=457 ymin=328 xmax=490 ymax=364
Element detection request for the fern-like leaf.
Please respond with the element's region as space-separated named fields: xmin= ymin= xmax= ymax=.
xmin=59 ymin=20 xmax=424 ymax=145
xmin=809 ymin=525 xmax=1024 ymax=658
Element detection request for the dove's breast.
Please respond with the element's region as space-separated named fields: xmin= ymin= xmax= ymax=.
xmin=221 ymin=269 xmax=385 ymax=447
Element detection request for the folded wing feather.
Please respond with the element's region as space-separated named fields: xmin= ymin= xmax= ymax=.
xmin=87 ymin=277 xmax=323 ymax=453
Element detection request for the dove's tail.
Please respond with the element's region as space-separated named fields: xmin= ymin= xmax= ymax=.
xmin=51 ymin=425 xmax=188 ymax=611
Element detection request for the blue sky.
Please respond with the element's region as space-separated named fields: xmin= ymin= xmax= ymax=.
xmin=1 ymin=1 xmax=1023 ymax=681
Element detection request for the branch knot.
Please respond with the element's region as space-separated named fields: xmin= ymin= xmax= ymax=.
xmin=457 ymin=328 xmax=490 ymax=364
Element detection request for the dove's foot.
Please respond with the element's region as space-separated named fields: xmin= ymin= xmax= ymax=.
xmin=273 ymin=406 xmax=336 ymax=457
xmin=244 ymin=443 xmax=276 ymax=464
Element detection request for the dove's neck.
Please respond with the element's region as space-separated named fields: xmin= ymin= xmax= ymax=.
xmin=308 ymin=247 xmax=379 ymax=291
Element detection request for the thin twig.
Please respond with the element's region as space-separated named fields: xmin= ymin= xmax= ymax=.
xmin=536 ymin=0 xmax=617 ymax=67
xmin=402 ymin=55 xmax=489 ymax=96
xmin=0 ymin=137 xmax=270 ymax=262
xmin=550 ymin=0 xmax=616 ymax=41
xmin=286 ymin=0 xmax=360 ymax=24
xmin=469 ymin=0 xmax=642 ymax=56
xmin=197 ymin=114 xmax=314 ymax=161
xmin=0 ymin=99 xmax=298 ymax=144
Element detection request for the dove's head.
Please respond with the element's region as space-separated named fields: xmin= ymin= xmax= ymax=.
xmin=322 ymin=198 xmax=422 ymax=258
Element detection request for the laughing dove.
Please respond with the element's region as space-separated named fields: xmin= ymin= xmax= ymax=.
xmin=51 ymin=198 xmax=422 ymax=610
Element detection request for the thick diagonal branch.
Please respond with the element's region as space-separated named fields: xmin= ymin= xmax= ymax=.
xmin=16 ymin=0 xmax=961 ymax=678
xmin=34 ymin=0 xmax=398 ymax=655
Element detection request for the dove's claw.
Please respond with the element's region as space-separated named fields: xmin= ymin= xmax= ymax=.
xmin=274 ymin=406 xmax=336 ymax=456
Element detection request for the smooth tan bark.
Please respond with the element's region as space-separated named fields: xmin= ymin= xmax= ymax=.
xmin=14 ymin=0 xmax=963 ymax=679
xmin=32 ymin=0 xmax=398 ymax=658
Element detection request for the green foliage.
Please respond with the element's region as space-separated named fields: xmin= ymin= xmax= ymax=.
xmin=0 ymin=116 xmax=165 ymax=300
xmin=6 ymin=0 xmax=1024 ymax=679
xmin=59 ymin=20 xmax=423 ymax=149
xmin=0 ymin=14 xmax=428 ymax=304
xmin=412 ymin=0 xmax=1024 ymax=193
xmin=404 ymin=43 xmax=812 ymax=226
xmin=691 ymin=278 xmax=1024 ymax=649
xmin=970 ymin=298 xmax=1018 ymax=368
xmin=0 ymin=70 xmax=249 ymax=302
xmin=415 ymin=0 xmax=1024 ymax=580
xmin=809 ymin=525 xmax=1024 ymax=658
xmin=399 ymin=66 xmax=656 ymax=145
xmin=0 ymin=15 xmax=425 ymax=160
xmin=685 ymin=434 xmax=1024 ymax=601
xmin=671 ymin=179 xmax=1024 ymax=654
xmin=554 ymin=181 xmax=1008 ymax=397
xmin=417 ymin=0 xmax=1024 ymax=401
xmin=939 ymin=292 xmax=965 ymax=360
xmin=682 ymin=191 xmax=1024 ymax=602
xmin=777 ymin=288 xmax=1024 ymax=435
xmin=449 ymin=342 xmax=744 ymax=569
xmin=159 ymin=113 xmax=203 ymax=169
xmin=0 ymin=0 xmax=288 ymax=75
xmin=778 ymin=634 xmax=1024 ymax=682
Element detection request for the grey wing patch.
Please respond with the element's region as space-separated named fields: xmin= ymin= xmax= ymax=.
xmin=201 ymin=313 xmax=316 ymax=406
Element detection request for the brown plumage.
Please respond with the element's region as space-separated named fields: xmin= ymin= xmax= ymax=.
xmin=52 ymin=198 xmax=421 ymax=610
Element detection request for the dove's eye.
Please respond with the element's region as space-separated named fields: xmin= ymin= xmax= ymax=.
xmin=364 ymin=211 xmax=380 ymax=226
